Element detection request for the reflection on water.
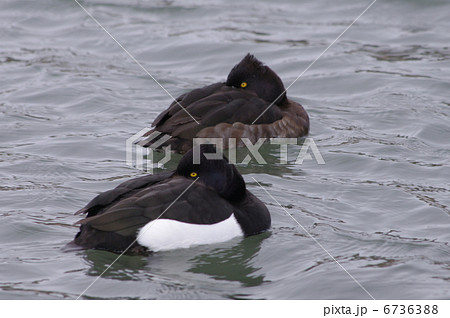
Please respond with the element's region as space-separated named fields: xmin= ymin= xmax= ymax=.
xmin=188 ymin=232 xmax=270 ymax=288
xmin=148 ymin=142 xmax=311 ymax=177
xmin=79 ymin=232 xmax=269 ymax=288
xmin=83 ymin=250 xmax=148 ymax=281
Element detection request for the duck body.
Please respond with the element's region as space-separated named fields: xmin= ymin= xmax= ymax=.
xmin=72 ymin=145 xmax=270 ymax=255
xmin=143 ymin=54 xmax=309 ymax=153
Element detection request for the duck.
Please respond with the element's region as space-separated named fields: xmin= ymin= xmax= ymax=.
xmin=72 ymin=145 xmax=271 ymax=255
xmin=141 ymin=53 xmax=309 ymax=153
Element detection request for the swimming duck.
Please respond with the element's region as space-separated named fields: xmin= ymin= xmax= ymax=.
xmin=72 ymin=145 xmax=270 ymax=255
xmin=141 ymin=53 xmax=309 ymax=153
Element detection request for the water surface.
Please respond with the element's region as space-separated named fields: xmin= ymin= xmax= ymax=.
xmin=1 ymin=0 xmax=449 ymax=299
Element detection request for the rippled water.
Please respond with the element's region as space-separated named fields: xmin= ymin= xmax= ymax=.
xmin=1 ymin=0 xmax=449 ymax=299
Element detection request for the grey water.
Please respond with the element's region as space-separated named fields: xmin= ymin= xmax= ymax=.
xmin=1 ymin=0 xmax=449 ymax=299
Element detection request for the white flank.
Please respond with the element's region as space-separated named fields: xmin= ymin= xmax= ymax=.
xmin=136 ymin=215 xmax=244 ymax=252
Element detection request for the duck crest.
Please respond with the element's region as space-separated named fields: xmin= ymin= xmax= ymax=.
xmin=226 ymin=53 xmax=266 ymax=84
xmin=226 ymin=53 xmax=287 ymax=106
xmin=238 ymin=53 xmax=266 ymax=74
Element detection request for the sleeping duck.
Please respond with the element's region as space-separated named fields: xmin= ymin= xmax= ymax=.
xmin=72 ymin=145 xmax=270 ymax=255
xmin=141 ymin=53 xmax=309 ymax=153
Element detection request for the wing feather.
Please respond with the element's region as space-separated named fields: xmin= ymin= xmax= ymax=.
xmin=146 ymin=83 xmax=283 ymax=149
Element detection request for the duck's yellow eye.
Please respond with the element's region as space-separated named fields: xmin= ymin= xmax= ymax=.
xmin=190 ymin=172 xmax=198 ymax=177
xmin=240 ymin=82 xmax=247 ymax=88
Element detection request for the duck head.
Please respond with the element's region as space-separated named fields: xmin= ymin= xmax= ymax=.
xmin=226 ymin=53 xmax=287 ymax=105
xmin=176 ymin=144 xmax=246 ymax=202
